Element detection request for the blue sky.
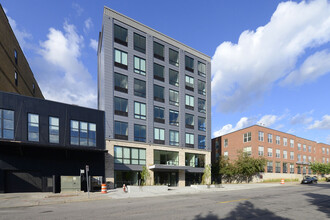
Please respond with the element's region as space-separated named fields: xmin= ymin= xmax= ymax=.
xmin=2 ymin=0 xmax=330 ymax=144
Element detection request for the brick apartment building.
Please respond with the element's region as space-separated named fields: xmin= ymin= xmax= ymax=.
xmin=0 ymin=5 xmax=43 ymax=99
xmin=212 ymin=125 xmax=330 ymax=179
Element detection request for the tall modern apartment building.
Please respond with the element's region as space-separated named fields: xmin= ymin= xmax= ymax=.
xmin=98 ymin=7 xmax=211 ymax=187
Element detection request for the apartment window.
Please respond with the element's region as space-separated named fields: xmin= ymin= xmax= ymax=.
xmin=283 ymin=138 xmax=287 ymax=146
xmin=297 ymin=166 xmax=301 ymax=174
xmin=243 ymin=147 xmax=252 ymax=156
xmin=198 ymin=117 xmax=206 ymax=131
xmin=134 ymin=79 xmax=146 ymax=98
xmin=134 ymin=56 xmax=146 ymax=75
xmin=283 ymin=162 xmax=288 ymax=173
xmin=297 ymin=154 xmax=301 ymax=162
xmin=303 ymin=166 xmax=306 ymax=175
xmin=185 ymin=94 xmax=194 ymax=110
xmin=290 ymin=164 xmax=294 ymax=173
xmin=322 ymin=157 xmax=325 ymax=163
xmin=114 ymin=73 xmax=128 ymax=93
xmin=185 ymin=55 xmax=194 ymax=72
xmin=275 ymin=162 xmax=281 ymax=173
xmin=114 ymin=146 xmax=146 ymax=165
xmin=290 ymin=139 xmax=294 ymax=148
xmin=134 ymin=124 xmax=146 ymax=142
xmin=303 ymin=155 xmax=306 ymax=163
xmin=198 ymin=135 xmax=206 ymax=149
xmin=49 ymin=117 xmax=59 ymax=144
xmin=169 ymin=110 xmax=179 ymax=126
xmin=185 ymin=114 xmax=194 ymax=129
xmin=15 ymin=72 xmax=18 ymax=86
xmin=258 ymin=146 xmax=264 ymax=156
xmin=290 ymin=152 xmax=294 ymax=160
xmin=154 ymin=150 xmax=179 ymax=165
xmin=114 ymin=121 xmax=128 ymax=140
xmin=283 ymin=150 xmax=287 ymax=159
xmin=224 ymin=139 xmax=228 ymax=148
xmin=276 ymin=136 xmax=280 ymax=145
xmin=268 ymin=134 xmax=273 ymax=143
xmin=70 ymin=121 xmax=96 ymax=146
xmin=308 ymin=146 xmax=312 ymax=153
xmin=169 ymin=90 xmax=179 ymax=106
xmin=154 ymin=128 xmax=165 ymax=144
xmin=267 ymin=161 xmax=273 ymax=173
xmin=298 ymin=143 xmax=301 ymax=151
xmin=114 ymin=49 xmax=128 ymax=69
xmin=114 ymin=97 xmax=128 ymax=116
xmin=169 ymin=130 xmax=179 ymax=146
xmin=198 ymin=80 xmax=206 ymax=96
xmin=308 ymin=156 xmax=312 ymax=162
xmin=134 ymin=102 xmax=146 ymax=120
xmin=276 ymin=149 xmax=280 ymax=158
xmin=303 ymin=144 xmax=306 ymax=152
xmin=198 ymin=98 xmax=206 ymax=113
xmin=327 ymin=148 xmax=329 ymax=155
xmin=154 ymin=106 xmax=165 ymax=124
xmin=198 ymin=61 xmax=206 ymax=77
xmin=169 ymin=49 xmax=179 ymax=66
xmin=154 ymin=63 xmax=164 ymax=81
xmin=169 ymin=69 xmax=179 ymax=86
xmin=0 ymin=109 xmax=14 ymax=139
xmin=185 ymin=133 xmax=194 ymax=148
xmin=154 ymin=85 xmax=164 ymax=102
xmin=185 ymin=75 xmax=194 ymax=91
xmin=268 ymin=148 xmax=273 ymax=157
xmin=258 ymin=131 xmax=264 ymax=141
xmin=14 ymin=49 xmax=18 ymax=64
xmin=78 ymin=122 xmax=88 ymax=146
xmin=215 ymin=140 xmax=219 ymax=149
xmin=134 ymin=33 xmax=146 ymax=53
xmin=28 ymin=113 xmax=39 ymax=142
xmin=154 ymin=41 xmax=164 ymax=61
xmin=322 ymin=147 xmax=325 ymax=154
xmin=224 ymin=151 xmax=228 ymax=157
xmin=243 ymin=132 xmax=251 ymax=143
xmin=114 ymin=24 xmax=128 ymax=46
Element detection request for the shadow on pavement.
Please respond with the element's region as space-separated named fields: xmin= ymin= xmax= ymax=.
xmin=305 ymin=193 xmax=330 ymax=218
xmin=193 ymin=211 xmax=219 ymax=220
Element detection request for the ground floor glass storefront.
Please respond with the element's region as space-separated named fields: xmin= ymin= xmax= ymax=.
xmin=154 ymin=171 xmax=178 ymax=186
xmin=185 ymin=172 xmax=203 ymax=186
xmin=114 ymin=171 xmax=141 ymax=188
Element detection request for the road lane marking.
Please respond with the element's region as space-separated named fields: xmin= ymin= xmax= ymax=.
xmin=218 ymin=198 xmax=249 ymax=204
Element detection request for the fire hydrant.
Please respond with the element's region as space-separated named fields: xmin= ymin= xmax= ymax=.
xmin=123 ymin=184 xmax=128 ymax=193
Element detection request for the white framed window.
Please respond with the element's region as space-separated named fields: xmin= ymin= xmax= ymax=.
xmin=283 ymin=150 xmax=287 ymax=159
xmin=134 ymin=102 xmax=146 ymax=120
xmin=268 ymin=148 xmax=273 ymax=157
xmin=185 ymin=94 xmax=194 ymax=109
xmin=154 ymin=128 xmax=165 ymax=143
xmin=185 ymin=133 xmax=194 ymax=146
xmin=290 ymin=152 xmax=294 ymax=160
xmin=114 ymin=49 xmax=128 ymax=68
xmin=258 ymin=131 xmax=264 ymax=141
xmin=134 ymin=56 xmax=146 ymax=75
xmin=283 ymin=138 xmax=287 ymax=146
xmin=258 ymin=146 xmax=264 ymax=156
xmin=276 ymin=149 xmax=280 ymax=158
xmin=243 ymin=146 xmax=252 ymax=156
xmin=298 ymin=143 xmax=301 ymax=151
xmin=268 ymin=134 xmax=273 ymax=143
xmin=303 ymin=144 xmax=306 ymax=152
xmin=224 ymin=151 xmax=228 ymax=157
xmin=243 ymin=132 xmax=251 ymax=143
xmin=224 ymin=139 xmax=228 ymax=148
xmin=169 ymin=130 xmax=179 ymax=146
xmin=290 ymin=139 xmax=294 ymax=148
xmin=276 ymin=136 xmax=280 ymax=145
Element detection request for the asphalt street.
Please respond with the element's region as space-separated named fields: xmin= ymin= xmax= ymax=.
xmin=0 ymin=183 xmax=329 ymax=220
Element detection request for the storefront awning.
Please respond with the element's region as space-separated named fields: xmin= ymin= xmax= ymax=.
xmin=114 ymin=164 xmax=143 ymax=171
xmin=149 ymin=164 xmax=205 ymax=173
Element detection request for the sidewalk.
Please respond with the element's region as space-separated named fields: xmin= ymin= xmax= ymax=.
xmin=0 ymin=182 xmax=298 ymax=209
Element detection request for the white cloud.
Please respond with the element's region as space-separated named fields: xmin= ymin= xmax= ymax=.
xmin=36 ymin=22 xmax=96 ymax=108
xmin=5 ymin=10 xmax=32 ymax=51
xmin=213 ymin=117 xmax=253 ymax=137
xmin=211 ymin=0 xmax=330 ymax=112
xmin=283 ymin=50 xmax=330 ymax=85
xmin=72 ymin=3 xmax=84 ymax=16
xmin=257 ymin=115 xmax=278 ymax=127
xmin=308 ymin=115 xmax=330 ymax=129
xmin=89 ymin=39 xmax=98 ymax=52
xmin=290 ymin=112 xmax=313 ymax=125
xmin=84 ymin=18 xmax=93 ymax=33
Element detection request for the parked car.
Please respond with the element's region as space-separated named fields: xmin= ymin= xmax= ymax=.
xmin=301 ymin=176 xmax=317 ymax=184
xmin=326 ymin=177 xmax=330 ymax=182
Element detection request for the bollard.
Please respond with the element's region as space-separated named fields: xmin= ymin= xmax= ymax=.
xmin=101 ymin=184 xmax=107 ymax=194
xmin=281 ymin=179 xmax=285 ymax=184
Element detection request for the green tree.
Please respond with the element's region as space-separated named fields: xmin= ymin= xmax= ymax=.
xmin=202 ymin=164 xmax=211 ymax=185
xmin=310 ymin=162 xmax=330 ymax=175
xmin=141 ymin=166 xmax=150 ymax=186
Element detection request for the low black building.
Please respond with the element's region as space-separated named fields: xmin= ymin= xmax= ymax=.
xmin=0 ymin=91 xmax=106 ymax=193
